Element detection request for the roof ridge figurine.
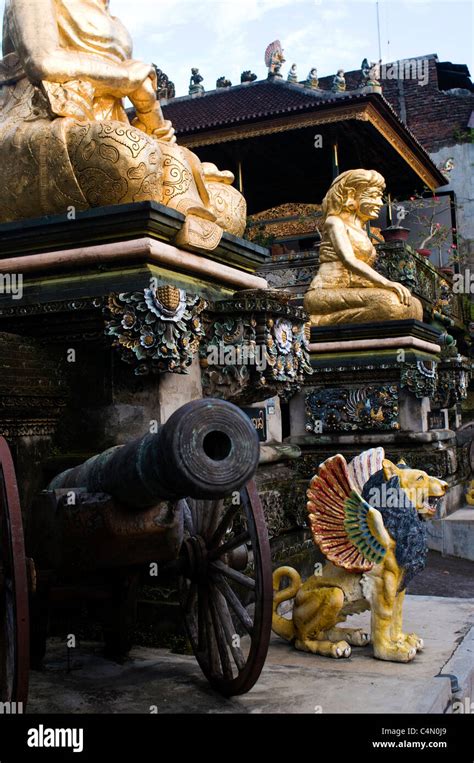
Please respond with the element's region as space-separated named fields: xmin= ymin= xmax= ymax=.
xmin=265 ymin=40 xmax=286 ymax=79
xmin=361 ymin=58 xmax=381 ymax=89
xmin=332 ymin=68 xmax=346 ymax=92
xmin=189 ymin=67 xmax=204 ymax=95
xmin=287 ymin=63 xmax=299 ymax=83
xmin=241 ymin=70 xmax=258 ymax=83
xmin=305 ymin=67 xmax=319 ymax=90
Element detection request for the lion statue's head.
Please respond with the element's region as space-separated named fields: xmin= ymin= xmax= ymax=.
xmin=362 ymin=458 xmax=448 ymax=587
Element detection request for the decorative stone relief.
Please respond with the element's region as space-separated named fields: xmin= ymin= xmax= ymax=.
xmin=105 ymin=286 xmax=206 ymax=375
xmin=305 ymin=384 xmax=400 ymax=433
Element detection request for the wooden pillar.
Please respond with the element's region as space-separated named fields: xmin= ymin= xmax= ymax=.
xmin=237 ymin=159 xmax=244 ymax=194
xmin=331 ymin=141 xmax=340 ymax=179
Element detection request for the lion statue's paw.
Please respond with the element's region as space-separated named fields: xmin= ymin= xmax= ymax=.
xmin=374 ymin=642 xmax=417 ymax=663
xmin=334 ymin=642 xmax=352 ymax=658
xmin=398 ymin=633 xmax=424 ymax=651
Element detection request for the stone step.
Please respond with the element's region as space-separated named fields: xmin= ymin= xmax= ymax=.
xmin=428 ymin=507 xmax=474 ymax=561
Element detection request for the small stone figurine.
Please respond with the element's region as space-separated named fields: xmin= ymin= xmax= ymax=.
xmin=332 ymin=69 xmax=346 ymax=92
xmin=189 ymin=67 xmax=204 ymax=95
xmin=360 ymin=58 xmax=380 ymax=88
xmin=241 ymin=70 xmax=258 ymax=83
xmin=216 ymin=76 xmax=232 ymax=88
xmin=305 ymin=67 xmax=319 ymax=90
xmin=265 ymin=40 xmax=286 ymax=79
xmin=287 ymin=63 xmax=299 ymax=83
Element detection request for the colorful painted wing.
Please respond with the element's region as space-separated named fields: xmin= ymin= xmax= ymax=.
xmin=307 ymin=454 xmax=387 ymax=572
xmin=264 ymin=40 xmax=282 ymax=67
xmin=347 ymin=447 xmax=385 ymax=493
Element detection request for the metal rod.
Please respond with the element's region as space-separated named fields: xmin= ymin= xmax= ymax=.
xmin=376 ymin=1 xmax=382 ymax=64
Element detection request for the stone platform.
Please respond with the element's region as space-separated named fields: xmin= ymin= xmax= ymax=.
xmin=27 ymin=595 xmax=473 ymax=714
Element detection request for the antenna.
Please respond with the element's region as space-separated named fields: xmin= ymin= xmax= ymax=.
xmin=376 ymin=1 xmax=382 ymax=63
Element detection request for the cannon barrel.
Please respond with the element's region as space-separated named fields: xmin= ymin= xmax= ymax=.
xmin=49 ymin=399 xmax=260 ymax=507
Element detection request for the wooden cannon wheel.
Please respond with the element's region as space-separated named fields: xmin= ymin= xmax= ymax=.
xmin=0 ymin=437 xmax=29 ymax=705
xmin=178 ymin=480 xmax=272 ymax=696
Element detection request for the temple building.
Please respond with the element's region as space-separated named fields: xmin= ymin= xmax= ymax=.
xmin=153 ymin=53 xmax=473 ymax=273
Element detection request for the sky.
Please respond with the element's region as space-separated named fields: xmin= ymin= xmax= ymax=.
xmin=0 ymin=0 xmax=472 ymax=96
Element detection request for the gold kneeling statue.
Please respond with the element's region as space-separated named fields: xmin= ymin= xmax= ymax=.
xmin=0 ymin=0 xmax=246 ymax=246
xmin=304 ymin=169 xmax=423 ymax=324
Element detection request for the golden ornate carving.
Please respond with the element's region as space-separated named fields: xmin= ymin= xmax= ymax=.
xmin=0 ymin=0 xmax=246 ymax=249
xmin=247 ymin=202 xmax=322 ymax=241
xmin=303 ymin=169 xmax=423 ymax=325
xmin=174 ymin=214 xmax=223 ymax=252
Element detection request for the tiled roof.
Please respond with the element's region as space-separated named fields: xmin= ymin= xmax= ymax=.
xmin=161 ymin=80 xmax=377 ymax=134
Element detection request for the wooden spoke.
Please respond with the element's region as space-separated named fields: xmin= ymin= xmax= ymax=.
xmin=212 ymin=587 xmax=246 ymax=671
xmin=212 ymin=573 xmax=253 ymax=633
xmin=208 ymin=530 xmax=250 ymax=561
xmin=208 ymin=503 xmax=241 ymax=550
xmin=182 ymin=499 xmax=194 ymax=534
xmin=210 ymin=560 xmax=255 ymax=590
xmin=208 ymin=592 xmax=234 ymax=681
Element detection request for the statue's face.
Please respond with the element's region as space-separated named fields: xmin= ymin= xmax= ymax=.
xmin=356 ymin=185 xmax=384 ymax=221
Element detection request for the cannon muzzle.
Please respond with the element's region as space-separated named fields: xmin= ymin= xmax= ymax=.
xmin=49 ymin=399 xmax=259 ymax=506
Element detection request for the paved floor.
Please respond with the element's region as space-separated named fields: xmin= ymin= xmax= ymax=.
xmin=27 ymin=595 xmax=474 ymax=714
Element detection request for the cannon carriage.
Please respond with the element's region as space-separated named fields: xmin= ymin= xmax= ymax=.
xmin=0 ymin=399 xmax=272 ymax=705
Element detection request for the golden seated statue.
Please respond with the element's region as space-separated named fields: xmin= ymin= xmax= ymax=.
xmin=304 ymin=169 xmax=423 ymax=325
xmin=0 ymin=0 xmax=246 ymax=248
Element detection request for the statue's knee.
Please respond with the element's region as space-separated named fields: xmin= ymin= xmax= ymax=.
xmin=67 ymin=121 xmax=163 ymax=206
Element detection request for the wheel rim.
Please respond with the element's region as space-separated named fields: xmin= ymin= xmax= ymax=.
xmin=178 ymin=479 xmax=272 ymax=696
xmin=0 ymin=438 xmax=29 ymax=705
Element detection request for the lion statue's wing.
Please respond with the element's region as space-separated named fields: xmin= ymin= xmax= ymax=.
xmin=307 ymin=454 xmax=388 ymax=573
xmin=347 ymin=447 xmax=385 ymax=493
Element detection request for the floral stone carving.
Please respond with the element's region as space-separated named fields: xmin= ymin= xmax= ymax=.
xmin=400 ymin=359 xmax=438 ymax=399
xmin=200 ymin=291 xmax=312 ymax=403
xmin=105 ymin=286 xmax=206 ymax=375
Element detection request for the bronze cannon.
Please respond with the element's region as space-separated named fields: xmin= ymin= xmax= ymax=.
xmin=0 ymin=399 xmax=272 ymax=704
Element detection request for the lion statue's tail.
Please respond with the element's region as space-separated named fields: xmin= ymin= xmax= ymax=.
xmin=272 ymin=566 xmax=302 ymax=642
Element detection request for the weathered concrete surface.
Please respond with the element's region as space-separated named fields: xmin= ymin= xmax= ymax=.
xmin=27 ymin=596 xmax=473 ymax=714
xmin=429 ymin=507 xmax=474 ymax=561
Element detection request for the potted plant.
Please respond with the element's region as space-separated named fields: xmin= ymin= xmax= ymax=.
xmin=381 ymin=225 xmax=411 ymax=242
xmin=405 ymin=191 xmax=456 ymax=267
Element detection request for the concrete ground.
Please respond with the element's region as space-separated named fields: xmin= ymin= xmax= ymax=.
xmin=27 ymin=593 xmax=474 ymax=714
